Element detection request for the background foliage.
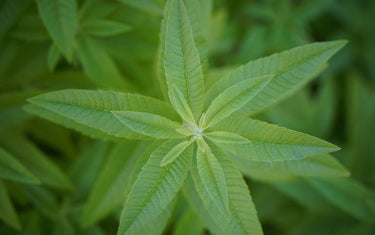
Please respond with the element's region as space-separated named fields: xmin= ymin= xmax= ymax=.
xmin=0 ymin=0 xmax=374 ymax=234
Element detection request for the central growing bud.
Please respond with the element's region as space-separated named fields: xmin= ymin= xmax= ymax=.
xmin=184 ymin=121 xmax=204 ymax=139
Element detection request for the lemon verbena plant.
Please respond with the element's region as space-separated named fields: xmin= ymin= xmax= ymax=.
xmin=26 ymin=0 xmax=347 ymax=234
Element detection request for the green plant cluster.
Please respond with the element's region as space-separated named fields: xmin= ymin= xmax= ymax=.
xmin=0 ymin=0 xmax=374 ymax=234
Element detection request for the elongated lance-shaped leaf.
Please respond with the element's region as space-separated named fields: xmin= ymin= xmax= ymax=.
xmin=191 ymin=144 xmax=263 ymax=234
xmin=169 ymin=85 xmax=196 ymax=125
xmin=231 ymin=153 xmax=349 ymax=181
xmin=206 ymin=40 xmax=347 ymax=116
xmin=209 ymin=117 xmax=339 ymax=161
xmin=83 ymin=141 xmax=157 ymax=227
xmin=36 ymin=0 xmax=76 ymax=61
xmin=112 ymin=111 xmax=184 ymax=139
xmin=0 ymin=131 xmax=72 ymax=190
xmin=118 ymin=139 xmax=193 ymax=234
xmin=82 ymin=20 xmax=131 ymax=37
xmin=164 ymin=0 xmax=205 ymax=119
xmin=196 ymin=139 xmax=229 ymax=215
xmin=161 ymin=138 xmax=195 ymax=166
xmin=26 ymin=89 xmax=180 ymax=141
xmin=0 ymin=147 xmax=40 ymax=184
xmin=204 ymin=75 xmax=272 ymax=128
xmin=206 ymin=131 xmax=250 ymax=144
xmin=0 ymin=180 xmax=21 ymax=230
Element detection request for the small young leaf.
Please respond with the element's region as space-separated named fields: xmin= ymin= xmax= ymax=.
xmin=168 ymin=84 xmax=196 ymax=125
xmin=36 ymin=0 xmax=77 ymax=61
xmin=196 ymin=139 xmax=229 ymax=215
xmin=118 ymin=139 xmax=193 ymax=234
xmin=204 ymin=75 xmax=272 ymax=128
xmin=210 ymin=117 xmax=339 ymax=161
xmin=206 ymin=131 xmax=249 ymax=144
xmin=0 ymin=147 xmax=40 ymax=184
xmin=112 ymin=111 xmax=184 ymax=139
xmin=0 ymin=180 xmax=21 ymax=230
xmin=47 ymin=43 xmax=61 ymax=72
xmin=206 ymin=40 xmax=347 ymax=116
xmin=160 ymin=138 xmax=195 ymax=166
xmin=164 ymin=0 xmax=205 ymax=119
xmin=82 ymin=20 xmax=131 ymax=37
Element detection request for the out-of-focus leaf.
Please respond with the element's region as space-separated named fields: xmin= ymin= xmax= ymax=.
xmin=173 ymin=208 xmax=203 ymax=235
xmin=82 ymin=20 xmax=131 ymax=37
xmin=118 ymin=0 xmax=164 ymax=16
xmin=0 ymin=180 xmax=20 ymax=230
xmin=0 ymin=0 xmax=32 ymax=38
xmin=47 ymin=43 xmax=61 ymax=71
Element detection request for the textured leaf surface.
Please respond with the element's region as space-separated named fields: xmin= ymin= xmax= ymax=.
xmin=168 ymin=85 xmax=196 ymax=125
xmin=210 ymin=117 xmax=339 ymax=161
xmin=0 ymin=131 xmax=71 ymax=190
xmin=232 ymin=153 xmax=349 ymax=181
xmin=36 ymin=0 xmax=76 ymax=60
xmin=191 ymin=144 xmax=263 ymax=234
xmin=118 ymin=139 xmax=193 ymax=234
xmin=113 ymin=111 xmax=183 ymax=139
xmin=0 ymin=180 xmax=20 ymax=230
xmin=206 ymin=131 xmax=249 ymax=144
xmin=163 ymin=0 xmax=205 ymax=118
xmin=196 ymin=140 xmax=229 ymax=215
xmin=83 ymin=141 xmax=155 ymax=226
xmin=26 ymin=89 xmax=179 ymax=141
xmin=206 ymin=41 xmax=346 ymax=116
xmin=0 ymin=147 xmax=40 ymax=184
xmin=204 ymin=75 xmax=272 ymax=127
xmin=161 ymin=138 xmax=194 ymax=166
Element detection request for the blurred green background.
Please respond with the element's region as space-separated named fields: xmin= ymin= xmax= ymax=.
xmin=0 ymin=0 xmax=374 ymax=234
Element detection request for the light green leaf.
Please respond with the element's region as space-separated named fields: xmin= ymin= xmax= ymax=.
xmin=196 ymin=139 xmax=229 ymax=215
xmin=206 ymin=40 xmax=347 ymax=116
xmin=0 ymin=131 xmax=72 ymax=190
xmin=206 ymin=131 xmax=249 ymax=144
xmin=191 ymin=144 xmax=263 ymax=234
xmin=0 ymin=147 xmax=40 ymax=184
xmin=83 ymin=141 xmax=156 ymax=227
xmin=0 ymin=180 xmax=21 ymax=230
xmin=36 ymin=0 xmax=77 ymax=60
xmin=204 ymin=75 xmax=272 ymax=128
xmin=77 ymin=36 xmax=130 ymax=89
xmin=118 ymin=139 xmax=193 ymax=234
xmin=168 ymin=85 xmax=196 ymax=125
xmin=164 ymin=0 xmax=205 ymax=119
xmin=82 ymin=20 xmax=131 ymax=37
xmin=210 ymin=117 xmax=339 ymax=161
xmin=161 ymin=138 xmax=194 ymax=166
xmin=307 ymin=178 xmax=375 ymax=220
xmin=232 ymin=153 xmax=349 ymax=181
xmin=47 ymin=43 xmax=61 ymax=72
xmin=112 ymin=111 xmax=183 ymax=139
xmin=26 ymin=89 xmax=179 ymax=141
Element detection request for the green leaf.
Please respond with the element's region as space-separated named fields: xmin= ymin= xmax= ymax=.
xmin=0 ymin=0 xmax=32 ymax=38
xmin=206 ymin=131 xmax=249 ymax=144
xmin=168 ymin=85 xmax=196 ymax=125
xmin=0 ymin=180 xmax=21 ymax=230
xmin=0 ymin=131 xmax=72 ymax=190
xmin=82 ymin=20 xmax=131 ymax=37
xmin=210 ymin=117 xmax=339 ymax=161
xmin=307 ymin=178 xmax=375 ymax=220
xmin=77 ymin=36 xmax=131 ymax=89
xmin=206 ymin=40 xmax=347 ymax=116
xmin=118 ymin=139 xmax=193 ymax=234
xmin=26 ymin=89 xmax=179 ymax=141
xmin=0 ymin=147 xmax=40 ymax=184
xmin=47 ymin=43 xmax=61 ymax=72
xmin=36 ymin=0 xmax=77 ymax=61
xmin=163 ymin=0 xmax=205 ymax=119
xmin=173 ymin=208 xmax=204 ymax=235
xmin=83 ymin=141 xmax=156 ymax=226
xmin=204 ymin=75 xmax=272 ymax=128
xmin=196 ymin=140 xmax=229 ymax=215
xmin=161 ymin=138 xmax=194 ymax=166
xmin=232 ymin=153 xmax=349 ymax=181
xmin=112 ymin=111 xmax=183 ymax=139
xmin=191 ymin=144 xmax=263 ymax=234
xmin=118 ymin=0 xmax=164 ymax=16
